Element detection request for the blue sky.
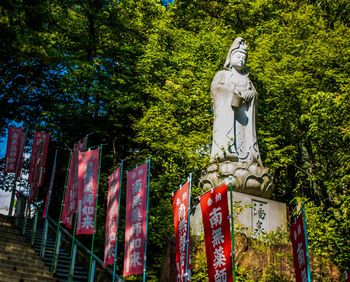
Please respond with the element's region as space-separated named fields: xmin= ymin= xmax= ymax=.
xmin=161 ymin=0 xmax=174 ymax=5
xmin=0 ymin=135 xmax=10 ymax=214
xmin=0 ymin=138 xmax=6 ymax=158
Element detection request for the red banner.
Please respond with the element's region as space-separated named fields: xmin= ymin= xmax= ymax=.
xmin=200 ymin=183 xmax=233 ymax=282
xmin=28 ymin=132 xmax=50 ymax=202
xmin=173 ymin=180 xmax=190 ymax=281
xmin=76 ymin=148 xmax=100 ymax=235
xmin=104 ymin=166 xmax=122 ymax=267
xmin=15 ymin=132 xmax=26 ymax=178
xmin=28 ymin=134 xmax=37 ymax=184
xmin=290 ymin=213 xmax=308 ymax=282
xmin=43 ymin=150 xmax=57 ymax=219
xmin=5 ymin=127 xmax=22 ymax=174
xmin=346 ymin=271 xmax=350 ymax=282
xmin=123 ymin=162 xmax=148 ymax=277
xmin=62 ymin=137 xmax=87 ymax=229
xmin=36 ymin=132 xmax=50 ymax=184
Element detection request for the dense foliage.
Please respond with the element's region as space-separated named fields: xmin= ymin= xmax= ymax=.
xmin=1 ymin=0 xmax=349 ymax=279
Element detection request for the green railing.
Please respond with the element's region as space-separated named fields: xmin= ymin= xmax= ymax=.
xmin=18 ymin=202 xmax=124 ymax=282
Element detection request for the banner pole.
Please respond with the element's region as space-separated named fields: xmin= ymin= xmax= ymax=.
xmin=170 ymin=178 xmax=190 ymax=195
xmin=68 ymin=214 xmax=78 ymax=281
xmin=184 ymin=173 xmax=192 ymax=282
xmin=51 ymin=150 xmax=72 ymax=273
xmin=22 ymin=198 xmax=29 ymax=233
xmin=229 ymin=176 xmax=236 ymax=282
xmin=67 ymin=136 xmax=89 ymax=277
xmin=88 ymin=145 xmax=103 ymax=282
xmin=112 ymin=160 xmax=124 ymax=282
xmin=41 ymin=149 xmax=58 ymax=257
xmin=8 ymin=176 xmax=17 ymax=216
xmin=302 ymin=203 xmax=311 ymax=282
xmin=31 ymin=165 xmax=43 ymax=245
xmin=44 ymin=149 xmax=58 ymax=218
xmin=142 ymin=159 xmax=151 ymax=282
xmin=13 ymin=130 xmax=26 ymax=219
xmin=89 ymin=259 xmax=97 ymax=281
xmin=22 ymin=180 xmax=31 ymax=234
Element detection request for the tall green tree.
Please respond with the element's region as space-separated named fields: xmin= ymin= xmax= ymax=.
xmin=133 ymin=0 xmax=350 ymax=274
xmin=1 ymin=0 xmax=349 ymax=278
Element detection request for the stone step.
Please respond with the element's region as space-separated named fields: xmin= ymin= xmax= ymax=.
xmin=36 ymin=244 xmax=56 ymax=252
xmin=33 ymin=237 xmax=55 ymax=245
xmin=0 ymin=249 xmax=46 ymax=261
xmin=56 ymin=269 xmax=89 ymax=280
xmin=0 ymin=214 xmax=10 ymax=222
xmin=42 ymin=255 xmax=78 ymax=269
xmin=0 ymin=256 xmax=49 ymax=268
xmin=0 ymin=263 xmax=53 ymax=278
xmin=24 ymin=229 xmax=44 ymax=237
xmin=43 ymin=254 xmax=70 ymax=264
xmin=0 ymin=268 xmax=57 ymax=281
xmin=0 ymin=221 xmax=14 ymax=228
xmin=0 ymin=235 xmax=28 ymax=244
xmin=56 ymin=265 xmax=89 ymax=275
xmin=0 ymin=236 xmax=35 ymax=248
xmin=41 ymin=247 xmax=56 ymax=255
xmin=0 ymin=237 xmax=28 ymax=249
xmin=41 ymin=246 xmax=69 ymax=256
xmin=44 ymin=258 xmax=87 ymax=272
xmin=0 ymin=217 xmax=87 ymax=281
xmin=0 ymin=225 xmax=30 ymax=235
xmin=26 ymin=232 xmax=46 ymax=240
xmin=11 ymin=217 xmax=94 ymax=281
xmin=0 ymin=243 xmax=37 ymax=255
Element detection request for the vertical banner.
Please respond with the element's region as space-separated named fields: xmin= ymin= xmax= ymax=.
xmin=290 ymin=213 xmax=309 ymax=282
xmin=43 ymin=149 xmax=58 ymax=219
xmin=28 ymin=133 xmax=37 ymax=184
xmin=62 ymin=137 xmax=87 ymax=228
xmin=15 ymin=131 xmax=26 ymax=178
xmin=200 ymin=183 xmax=233 ymax=282
xmin=4 ymin=127 xmax=22 ymax=173
xmin=76 ymin=148 xmax=100 ymax=235
xmin=346 ymin=271 xmax=350 ymax=282
xmin=104 ymin=166 xmax=122 ymax=267
xmin=69 ymin=138 xmax=88 ymax=215
xmin=173 ymin=180 xmax=190 ymax=281
xmin=123 ymin=162 xmax=148 ymax=277
xmin=28 ymin=132 xmax=50 ymax=202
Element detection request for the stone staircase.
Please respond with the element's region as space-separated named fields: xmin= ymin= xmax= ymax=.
xmin=17 ymin=216 xmax=89 ymax=281
xmin=0 ymin=214 xmax=57 ymax=282
xmin=1 ymin=213 xmax=121 ymax=282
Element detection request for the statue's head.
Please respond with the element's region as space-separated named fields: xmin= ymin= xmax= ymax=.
xmin=224 ymin=37 xmax=247 ymax=71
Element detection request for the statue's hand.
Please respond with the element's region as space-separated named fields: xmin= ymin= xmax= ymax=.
xmin=241 ymin=90 xmax=256 ymax=101
xmin=233 ymin=88 xmax=241 ymax=97
xmin=231 ymin=88 xmax=242 ymax=108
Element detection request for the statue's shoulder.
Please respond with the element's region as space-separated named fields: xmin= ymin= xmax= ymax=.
xmin=211 ymin=69 xmax=231 ymax=86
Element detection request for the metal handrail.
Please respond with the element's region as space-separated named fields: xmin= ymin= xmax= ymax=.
xmin=21 ymin=200 xmax=124 ymax=281
xmin=45 ymin=214 xmax=122 ymax=280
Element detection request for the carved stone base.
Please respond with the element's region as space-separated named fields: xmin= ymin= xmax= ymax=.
xmin=201 ymin=161 xmax=273 ymax=199
xmin=191 ymin=191 xmax=287 ymax=237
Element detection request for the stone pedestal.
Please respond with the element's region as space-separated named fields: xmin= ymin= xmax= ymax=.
xmin=202 ymin=161 xmax=274 ymax=198
xmin=191 ymin=191 xmax=287 ymax=237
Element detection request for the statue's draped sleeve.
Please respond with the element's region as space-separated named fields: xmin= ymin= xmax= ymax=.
xmin=210 ymin=70 xmax=235 ymax=100
xmin=211 ymin=70 xmax=231 ymax=88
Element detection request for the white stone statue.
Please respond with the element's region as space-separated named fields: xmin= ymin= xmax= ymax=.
xmin=210 ymin=37 xmax=261 ymax=165
xmin=203 ymin=37 xmax=272 ymax=198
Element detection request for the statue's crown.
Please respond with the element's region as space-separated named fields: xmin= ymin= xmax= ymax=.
xmin=224 ymin=37 xmax=248 ymax=68
xmin=232 ymin=40 xmax=247 ymax=54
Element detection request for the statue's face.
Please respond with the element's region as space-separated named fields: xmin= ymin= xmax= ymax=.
xmin=230 ymin=51 xmax=246 ymax=70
